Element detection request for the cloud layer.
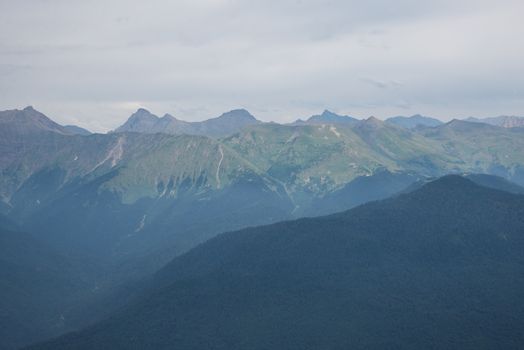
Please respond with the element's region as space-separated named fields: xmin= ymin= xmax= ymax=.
xmin=1 ymin=0 xmax=523 ymax=131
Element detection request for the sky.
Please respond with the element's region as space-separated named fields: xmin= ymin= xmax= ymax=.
xmin=0 ymin=0 xmax=523 ymax=132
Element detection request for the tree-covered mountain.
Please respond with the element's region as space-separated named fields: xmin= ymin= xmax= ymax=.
xmin=304 ymin=170 xmax=420 ymax=216
xmin=0 ymin=217 xmax=98 ymax=350
xmin=464 ymin=173 xmax=524 ymax=194
xmin=28 ymin=176 xmax=524 ymax=350
xmin=113 ymin=108 xmax=260 ymax=137
xmin=401 ymin=173 xmax=524 ymax=196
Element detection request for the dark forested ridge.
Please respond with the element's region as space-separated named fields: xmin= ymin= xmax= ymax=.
xmin=0 ymin=218 xmax=93 ymax=349
xmin=28 ymin=176 xmax=524 ymax=350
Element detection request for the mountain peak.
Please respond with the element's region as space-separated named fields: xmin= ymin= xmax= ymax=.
xmin=358 ymin=116 xmax=384 ymax=127
xmin=366 ymin=116 xmax=381 ymax=123
xmin=113 ymin=108 xmax=259 ymax=136
xmin=399 ymin=174 xmax=501 ymax=207
xmin=161 ymin=113 xmax=177 ymax=121
xmin=113 ymin=108 xmax=160 ymax=133
xmin=421 ymin=174 xmax=476 ymax=190
xmin=0 ymin=107 xmax=72 ymax=135
xmin=321 ymin=109 xmax=338 ymax=117
xmin=131 ymin=108 xmax=157 ymax=119
xmin=307 ymin=110 xmax=357 ymax=125
xmin=217 ymin=109 xmax=257 ymax=121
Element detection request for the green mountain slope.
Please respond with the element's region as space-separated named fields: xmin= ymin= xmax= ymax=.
xmin=2 ymin=108 xmax=524 ymax=269
xmin=420 ymin=120 xmax=524 ymax=179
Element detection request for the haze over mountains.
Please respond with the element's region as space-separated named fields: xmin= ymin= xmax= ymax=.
xmin=0 ymin=219 xmax=95 ymax=350
xmin=28 ymin=176 xmax=524 ymax=350
xmin=2 ymin=106 xmax=524 ymax=349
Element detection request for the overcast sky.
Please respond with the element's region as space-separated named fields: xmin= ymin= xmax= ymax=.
xmin=0 ymin=0 xmax=523 ymax=132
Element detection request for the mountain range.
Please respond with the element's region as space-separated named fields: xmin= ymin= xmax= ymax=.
xmin=27 ymin=176 xmax=524 ymax=349
xmin=113 ymin=108 xmax=260 ymax=137
xmin=110 ymin=108 xmax=524 ymax=134
xmin=2 ymin=107 xmax=524 ymax=264
xmin=11 ymin=106 xmax=521 ymax=140
xmin=2 ymin=106 xmax=524 ymax=348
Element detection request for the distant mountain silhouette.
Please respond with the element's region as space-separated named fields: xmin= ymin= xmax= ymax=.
xmin=386 ymin=114 xmax=443 ymax=128
xmin=113 ymin=108 xmax=260 ymax=137
xmin=0 ymin=106 xmax=73 ymax=135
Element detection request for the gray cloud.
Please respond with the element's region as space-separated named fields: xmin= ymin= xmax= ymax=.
xmin=0 ymin=0 xmax=523 ymax=131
